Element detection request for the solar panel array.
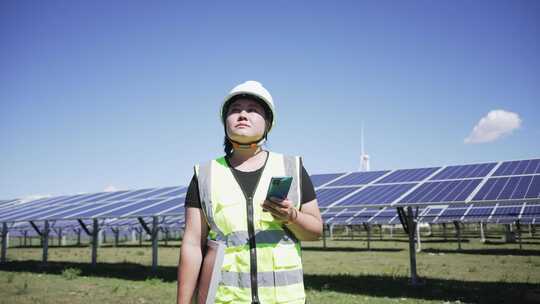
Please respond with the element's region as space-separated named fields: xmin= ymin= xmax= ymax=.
xmin=0 ymin=186 xmax=186 ymax=236
xmin=320 ymin=202 xmax=539 ymax=226
xmin=1 ymin=158 xmax=539 ymax=237
xmin=314 ymin=159 xmax=540 ymax=209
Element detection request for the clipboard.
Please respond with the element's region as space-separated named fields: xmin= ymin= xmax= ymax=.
xmin=196 ymin=240 xmax=225 ymax=304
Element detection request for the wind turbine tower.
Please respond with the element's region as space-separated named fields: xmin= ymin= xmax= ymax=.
xmin=360 ymin=122 xmax=370 ymax=172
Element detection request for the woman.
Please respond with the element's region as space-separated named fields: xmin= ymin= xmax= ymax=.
xmin=177 ymin=80 xmax=323 ymax=304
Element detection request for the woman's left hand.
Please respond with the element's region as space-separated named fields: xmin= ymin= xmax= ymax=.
xmin=261 ymin=197 xmax=298 ymax=224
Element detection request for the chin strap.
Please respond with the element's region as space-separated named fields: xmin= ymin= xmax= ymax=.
xmin=229 ymin=135 xmax=267 ymax=150
xmin=225 ymin=125 xmax=269 ymax=151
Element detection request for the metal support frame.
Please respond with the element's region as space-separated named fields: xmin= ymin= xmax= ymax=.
xmin=112 ymin=228 xmax=120 ymax=247
xmin=29 ymin=221 xmax=42 ymax=236
xmin=151 ymin=216 xmax=159 ymax=271
xmin=322 ymin=224 xmax=327 ymax=248
xmin=504 ymin=224 xmax=516 ymax=243
xmin=23 ymin=230 xmax=28 ymax=247
xmin=164 ymin=228 xmax=169 ymax=246
xmin=75 ymin=228 xmax=82 ymax=246
xmin=416 ymin=221 xmax=422 ymax=253
xmin=397 ymin=206 xmax=419 ymax=285
xmin=42 ymin=220 xmax=50 ymax=265
xmin=362 ymin=223 xmax=371 ymax=250
xmin=1 ymin=222 xmax=7 ymax=263
xmin=516 ymin=220 xmax=522 ymax=250
xmin=480 ymin=222 xmax=486 ymax=243
xmin=78 ymin=219 xmax=91 ymax=235
xmin=453 ymin=221 xmax=462 ymax=251
xmin=56 ymin=227 xmax=63 ymax=246
xmin=91 ymin=218 xmax=99 ymax=266
xmin=426 ymin=223 xmax=433 ymax=237
xmin=138 ymin=217 xmax=152 ymax=235
xmin=442 ymin=223 xmax=447 ymax=241
xmin=137 ymin=216 xmax=160 ymax=271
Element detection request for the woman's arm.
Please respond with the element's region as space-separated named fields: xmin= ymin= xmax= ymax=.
xmin=262 ymin=198 xmax=323 ymax=241
xmin=177 ymin=207 xmax=208 ymax=304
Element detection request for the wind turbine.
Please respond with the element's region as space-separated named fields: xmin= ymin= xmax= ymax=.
xmin=360 ymin=122 xmax=370 ymax=172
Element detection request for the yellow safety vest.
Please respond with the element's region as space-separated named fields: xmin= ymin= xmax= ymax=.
xmin=195 ymin=152 xmax=305 ymax=304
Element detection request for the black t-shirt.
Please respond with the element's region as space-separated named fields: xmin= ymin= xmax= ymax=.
xmin=185 ymin=158 xmax=316 ymax=209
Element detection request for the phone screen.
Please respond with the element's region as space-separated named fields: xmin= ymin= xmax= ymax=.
xmin=266 ymin=176 xmax=293 ymax=201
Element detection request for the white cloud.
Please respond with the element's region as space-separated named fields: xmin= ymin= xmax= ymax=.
xmin=104 ymin=185 xmax=119 ymax=192
xmin=465 ymin=109 xmax=522 ymax=144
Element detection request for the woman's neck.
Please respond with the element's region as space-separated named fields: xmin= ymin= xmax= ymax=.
xmin=228 ymin=147 xmax=267 ymax=170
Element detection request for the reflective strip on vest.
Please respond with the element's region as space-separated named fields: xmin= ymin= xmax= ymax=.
xmin=220 ymin=269 xmax=304 ymax=288
xmin=283 ymin=155 xmax=301 ymax=208
xmin=221 ymin=230 xmax=296 ymax=247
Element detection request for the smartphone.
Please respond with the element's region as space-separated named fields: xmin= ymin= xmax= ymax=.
xmin=266 ymin=176 xmax=293 ymax=201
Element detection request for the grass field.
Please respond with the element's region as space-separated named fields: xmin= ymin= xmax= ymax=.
xmin=1 ymin=226 xmax=540 ymax=303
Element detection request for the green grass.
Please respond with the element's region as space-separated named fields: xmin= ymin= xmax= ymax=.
xmin=1 ymin=228 xmax=540 ymax=304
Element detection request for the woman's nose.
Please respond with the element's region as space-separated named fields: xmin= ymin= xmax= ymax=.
xmin=237 ymin=109 xmax=248 ymax=118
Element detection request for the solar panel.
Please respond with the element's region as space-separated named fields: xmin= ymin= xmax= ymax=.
xmin=348 ymin=209 xmax=379 ymax=224
xmin=462 ymin=206 xmax=494 ymax=222
xmin=315 ymin=187 xmax=358 ymax=207
xmin=96 ymin=199 xmax=165 ymax=218
xmin=436 ymin=208 xmax=467 ymax=222
xmin=493 ymin=159 xmax=540 ymax=176
xmin=155 ymin=187 xmax=187 ymax=198
xmin=124 ymin=197 xmax=184 ymax=217
xmin=472 ymin=175 xmax=540 ymax=201
xmin=419 ymin=206 xmax=445 ymax=223
xmin=159 ymin=205 xmax=184 ymax=216
xmin=521 ymin=204 xmax=540 ymax=217
xmin=325 ymin=170 xmax=389 ymax=186
xmin=321 ymin=209 xmax=344 ymax=224
xmin=105 ymin=188 xmax=156 ymax=201
xmin=33 ymin=202 xmax=99 ymax=221
xmin=376 ymin=167 xmax=440 ymax=183
xmin=491 ymin=206 xmax=522 ymax=218
xmin=369 ymin=209 xmax=398 ymax=224
xmin=518 ymin=217 xmax=536 ymax=224
xmin=398 ymin=179 xmax=481 ymax=205
xmin=130 ymin=186 xmax=182 ymax=200
xmin=1 ymin=204 xmax=67 ymax=222
xmin=310 ymin=173 xmax=345 ymax=188
xmin=430 ymin=163 xmax=496 ymax=180
xmin=63 ymin=201 xmax=135 ymax=219
xmin=333 ymin=183 xmax=416 ymax=207
xmin=36 ymin=202 xmax=108 ymax=221
xmin=84 ymin=190 xmax=131 ymax=203
xmin=335 ymin=208 xmax=363 ymax=224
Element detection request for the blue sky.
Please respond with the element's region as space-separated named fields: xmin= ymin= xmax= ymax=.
xmin=1 ymin=0 xmax=539 ymax=199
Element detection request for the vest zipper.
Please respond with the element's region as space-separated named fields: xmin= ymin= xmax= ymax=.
xmin=246 ymin=196 xmax=259 ymax=304
xmin=226 ymin=152 xmax=269 ymax=304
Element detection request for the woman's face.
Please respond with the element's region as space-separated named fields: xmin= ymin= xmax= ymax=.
xmin=225 ymin=98 xmax=267 ymax=144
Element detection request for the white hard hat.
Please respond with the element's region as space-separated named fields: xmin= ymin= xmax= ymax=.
xmin=221 ymin=80 xmax=275 ymax=132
